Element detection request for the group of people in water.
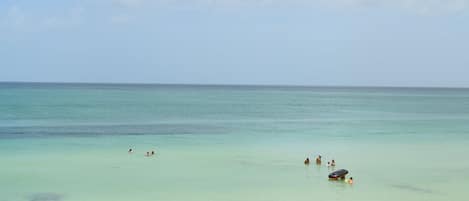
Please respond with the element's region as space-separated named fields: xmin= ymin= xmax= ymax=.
xmin=304 ymin=155 xmax=353 ymax=184
xmin=303 ymin=155 xmax=335 ymax=167
xmin=128 ymin=148 xmax=156 ymax=157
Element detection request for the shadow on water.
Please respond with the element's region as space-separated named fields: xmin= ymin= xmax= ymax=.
xmin=0 ymin=123 xmax=227 ymax=139
xmin=28 ymin=193 xmax=64 ymax=201
xmin=390 ymin=184 xmax=438 ymax=194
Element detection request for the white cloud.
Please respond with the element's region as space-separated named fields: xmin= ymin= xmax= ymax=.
xmin=41 ymin=6 xmax=84 ymax=27
xmin=119 ymin=0 xmax=469 ymax=14
xmin=2 ymin=0 xmax=468 ymax=30
xmin=110 ymin=14 xmax=133 ymax=23
xmin=114 ymin=0 xmax=148 ymax=8
xmin=4 ymin=5 xmax=26 ymax=26
xmin=399 ymin=0 xmax=469 ymax=14
xmin=1 ymin=4 xmax=84 ymax=31
xmin=326 ymin=0 xmax=469 ymax=13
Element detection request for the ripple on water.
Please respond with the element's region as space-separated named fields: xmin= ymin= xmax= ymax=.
xmin=390 ymin=184 xmax=437 ymax=194
xmin=29 ymin=193 xmax=64 ymax=201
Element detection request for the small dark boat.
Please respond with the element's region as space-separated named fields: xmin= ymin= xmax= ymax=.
xmin=328 ymin=169 xmax=348 ymax=179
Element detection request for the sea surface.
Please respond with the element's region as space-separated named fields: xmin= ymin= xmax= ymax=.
xmin=1 ymin=83 xmax=469 ymax=201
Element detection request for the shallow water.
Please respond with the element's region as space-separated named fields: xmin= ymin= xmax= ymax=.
xmin=1 ymin=83 xmax=469 ymax=201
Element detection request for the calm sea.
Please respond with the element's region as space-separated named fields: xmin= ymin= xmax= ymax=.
xmin=1 ymin=83 xmax=468 ymax=201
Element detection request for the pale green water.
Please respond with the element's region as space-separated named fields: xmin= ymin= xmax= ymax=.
xmin=1 ymin=83 xmax=469 ymax=201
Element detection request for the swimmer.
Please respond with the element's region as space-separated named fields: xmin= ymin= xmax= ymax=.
xmin=146 ymin=152 xmax=150 ymax=157
xmin=151 ymin=150 xmax=155 ymax=155
xmin=128 ymin=148 xmax=133 ymax=153
xmin=331 ymin=159 xmax=336 ymax=167
xmin=327 ymin=162 xmax=331 ymax=167
xmin=316 ymin=155 xmax=322 ymax=165
xmin=348 ymin=177 xmax=353 ymax=184
xmin=304 ymin=158 xmax=310 ymax=165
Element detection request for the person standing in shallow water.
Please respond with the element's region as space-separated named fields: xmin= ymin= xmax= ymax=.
xmin=128 ymin=148 xmax=133 ymax=153
xmin=331 ymin=159 xmax=336 ymax=166
xmin=304 ymin=158 xmax=310 ymax=165
xmin=316 ymin=155 xmax=322 ymax=165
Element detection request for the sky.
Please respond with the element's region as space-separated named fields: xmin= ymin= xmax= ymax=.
xmin=1 ymin=0 xmax=469 ymax=87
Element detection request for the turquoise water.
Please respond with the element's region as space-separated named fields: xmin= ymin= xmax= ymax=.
xmin=1 ymin=83 xmax=469 ymax=201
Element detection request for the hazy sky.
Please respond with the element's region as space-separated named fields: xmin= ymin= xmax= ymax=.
xmin=1 ymin=0 xmax=469 ymax=87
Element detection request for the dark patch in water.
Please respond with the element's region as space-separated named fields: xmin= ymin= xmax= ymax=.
xmin=29 ymin=193 xmax=64 ymax=201
xmin=0 ymin=123 xmax=227 ymax=139
xmin=390 ymin=184 xmax=435 ymax=194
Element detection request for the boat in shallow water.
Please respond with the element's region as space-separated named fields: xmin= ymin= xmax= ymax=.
xmin=328 ymin=169 xmax=349 ymax=179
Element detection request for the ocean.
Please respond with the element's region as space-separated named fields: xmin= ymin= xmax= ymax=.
xmin=1 ymin=83 xmax=469 ymax=201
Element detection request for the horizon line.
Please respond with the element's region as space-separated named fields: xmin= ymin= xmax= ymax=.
xmin=1 ymin=81 xmax=469 ymax=90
